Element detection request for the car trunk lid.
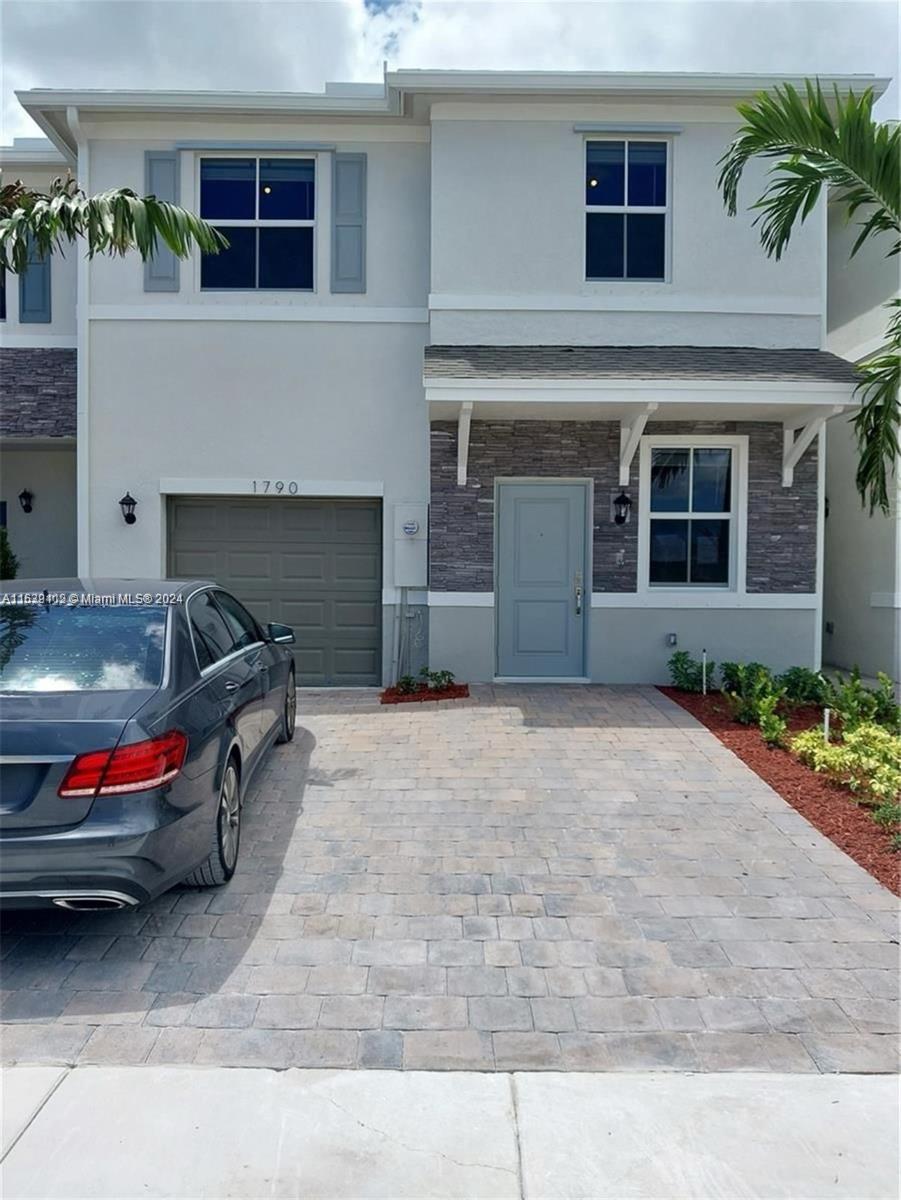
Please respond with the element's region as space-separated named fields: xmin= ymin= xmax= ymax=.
xmin=0 ymin=692 xmax=154 ymax=832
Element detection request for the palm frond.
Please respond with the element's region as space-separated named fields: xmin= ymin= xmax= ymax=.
xmin=718 ymin=80 xmax=900 ymax=260
xmin=0 ymin=173 xmax=227 ymax=273
xmin=854 ymin=299 xmax=901 ymax=516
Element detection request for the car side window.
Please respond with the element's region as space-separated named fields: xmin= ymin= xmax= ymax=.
xmin=213 ymin=591 xmax=262 ymax=651
xmin=188 ymin=591 xmax=238 ymax=670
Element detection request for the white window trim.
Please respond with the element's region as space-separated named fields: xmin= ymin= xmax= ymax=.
xmin=637 ymin=434 xmax=749 ymax=597
xmin=584 ymin=135 xmax=673 ymax=284
xmin=193 ymin=151 xmax=320 ymax=295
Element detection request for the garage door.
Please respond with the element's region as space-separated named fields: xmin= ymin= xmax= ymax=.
xmin=168 ymin=497 xmax=382 ymax=686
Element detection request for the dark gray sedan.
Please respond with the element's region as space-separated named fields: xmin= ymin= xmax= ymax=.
xmin=0 ymin=579 xmax=296 ymax=910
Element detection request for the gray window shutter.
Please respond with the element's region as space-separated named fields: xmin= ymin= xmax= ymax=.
xmin=144 ymin=150 xmax=180 ymax=292
xmin=331 ymin=153 xmax=366 ymax=293
xmin=19 ymin=242 xmax=51 ymax=323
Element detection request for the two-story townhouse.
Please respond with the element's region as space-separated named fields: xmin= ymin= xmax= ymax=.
xmin=15 ymin=70 xmax=885 ymax=686
xmin=0 ymin=138 xmax=78 ymax=577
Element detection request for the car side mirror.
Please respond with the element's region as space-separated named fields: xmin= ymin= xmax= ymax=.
xmin=267 ymin=622 xmax=295 ymax=645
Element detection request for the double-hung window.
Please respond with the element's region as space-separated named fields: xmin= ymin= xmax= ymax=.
xmin=199 ymin=157 xmax=315 ymax=290
xmin=643 ymin=440 xmax=739 ymax=588
xmin=585 ymin=139 xmax=668 ymax=280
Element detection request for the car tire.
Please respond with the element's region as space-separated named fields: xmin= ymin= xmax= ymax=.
xmin=276 ymin=669 xmax=296 ymax=744
xmin=183 ymin=757 xmax=241 ymax=888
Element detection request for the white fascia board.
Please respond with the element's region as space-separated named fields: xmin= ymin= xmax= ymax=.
xmin=428 ymin=294 xmax=822 ymax=315
xmin=388 ymin=69 xmax=889 ymax=99
xmin=425 ymin=379 xmax=856 ymax=405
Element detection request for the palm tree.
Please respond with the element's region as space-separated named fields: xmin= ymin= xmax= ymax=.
xmin=0 ymin=173 xmax=227 ymax=274
xmin=718 ymin=81 xmax=900 ymax=514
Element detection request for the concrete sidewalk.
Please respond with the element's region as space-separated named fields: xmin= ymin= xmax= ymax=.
xmin=1 ymin=1066 xmax=897 ymax=1199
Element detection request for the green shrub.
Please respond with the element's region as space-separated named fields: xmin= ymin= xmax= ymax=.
xmin=395 ymin=674 xmax=420 ymax=695
xmin=793 ymin=722 xmax=901 ymax=805
xmin=668 ymin=651 xmax=715 ymax=693
xmin=777 ymin=666 xmax=828 ymax=706
xmin=758 ymin=691 xmax=788 ymax=748
xmin=0 ymin=530 xmax=18 ymax=581
xmin=873 ymin=801 xmax=901 ymax=829
xmin=725 ymin=663 xmax=777 ymax=725
xmin=872 ymin=673 xmax=900 ymax=730
xmin=824 ymin=668 xmax=880 ymax=732
xmin=721 ymin=660 xmax=770 ymax=696
xmin=420 ymin=667 xmax=455 ymax=690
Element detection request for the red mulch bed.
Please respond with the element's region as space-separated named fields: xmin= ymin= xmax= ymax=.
xmin=660 ymin=687 xmax=900 ymax=896
xmin=380 ymin=683 xmax=470 ymax=705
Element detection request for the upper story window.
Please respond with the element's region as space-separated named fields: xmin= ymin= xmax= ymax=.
xmin=585 ymin=140 xmax=668 ymax=281
xmin=639 ymin=437 xmax=744 ymax=590
xmin=199 ymin=157 xmax=315 ymax=291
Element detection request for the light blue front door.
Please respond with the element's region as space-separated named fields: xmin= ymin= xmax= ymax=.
xmin=496 ymin=482 xmax=588 ymax=678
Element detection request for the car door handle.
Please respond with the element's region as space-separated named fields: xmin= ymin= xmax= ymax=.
xmin=224 ymin=680 xmax=240 ymax=693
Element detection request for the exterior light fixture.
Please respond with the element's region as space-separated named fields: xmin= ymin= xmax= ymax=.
xmin=18 ymin=488 xmax=34 ymax=514
xmin=613 ymin=491 xmax=632 ymax=525
xmin=119 ymin=492 xmax=138 ymax=525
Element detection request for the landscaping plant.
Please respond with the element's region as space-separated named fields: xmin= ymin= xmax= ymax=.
xmin=395 ymin=674 xmax=419 ymax=695
xmin=724 ymin=662 xmax=776 ymax=725
xmin=793 ymin=722 xmax=901 ymax=806
xmin=667 ymin=650 xmax=715 ymax=693
xmin=0 ymin=530 xmax=18 ymax=580
xmin=777 ymin=666 xmax=828 ymax=706
xmin=420 ymin=667 xmax=456 ymax=691
xmin=757 ymin=690 xmax=789 ymax=748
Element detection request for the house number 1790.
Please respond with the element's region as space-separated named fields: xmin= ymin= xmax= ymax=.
xmin=252 ymin=480 xmax=299 ymax=495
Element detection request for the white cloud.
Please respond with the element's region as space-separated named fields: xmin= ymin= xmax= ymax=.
xmin=2 ymin=0 xmax=896 ymax=142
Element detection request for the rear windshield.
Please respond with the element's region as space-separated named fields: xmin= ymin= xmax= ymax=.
xmin=0 ymin=603 xmax=167 ymax=693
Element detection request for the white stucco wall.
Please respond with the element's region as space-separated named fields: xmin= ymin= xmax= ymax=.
xmin=824 ymin=205 xmax=900 ymax=684
xmin=0 ymin=446 xmax=77 ymax=577
xmin=84 ymin=124 xmax=430 ymax=312
xmin=0 ymin=166 xmax=77 ymax=346
xmin=429 ymin=110 xmax=823 ymax=347
xmin=823 ymin=414 xmax=899 ymax=682
xmin=84 ymin=320 xmax=429 ymax=585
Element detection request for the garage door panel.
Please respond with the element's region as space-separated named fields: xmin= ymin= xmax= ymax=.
xmin=335 ymin=506 xmax=380 ymax=537
xmin=281 ymin=553 xmax=327 ymax=582
xmin=168 ymin=497 xmax=381 ymax=686
xmin=226 ymin=552 xmax=273 ymax=583
xmin=334 ymin=552 xmax=380 ymax=585
xmin=334 ymin=600 xmax=379 ymax=631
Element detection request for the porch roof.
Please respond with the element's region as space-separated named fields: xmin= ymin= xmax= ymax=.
xmin=425 ymin=345 xmax=859 ymax=490
xmin=423 ymin=345 xmax=858 ymax=384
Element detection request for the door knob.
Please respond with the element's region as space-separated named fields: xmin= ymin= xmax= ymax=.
xmin=575 ymin=583 xmax=583 ymax=616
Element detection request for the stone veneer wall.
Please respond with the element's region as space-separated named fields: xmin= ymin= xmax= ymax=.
xmin=429 ymin=420 xmax=817 ymax=594
xmin=0 ymin=348 xmax=77 ymax=437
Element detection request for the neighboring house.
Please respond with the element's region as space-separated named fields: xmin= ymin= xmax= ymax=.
xmin=12 ymin=70 xmax=885 ymax=685
xmin=0 ymin=137 xmax=78 ymax=578
xmin=823 ymin=202 xmax=900 ymax=687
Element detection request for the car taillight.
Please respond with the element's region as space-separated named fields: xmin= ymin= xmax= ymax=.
xmin=58 ymin=730 xmax=188 ymax=798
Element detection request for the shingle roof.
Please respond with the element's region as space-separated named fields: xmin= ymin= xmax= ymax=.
xmin=423 ymin=345 xmax=859 ymax=383
xmin=0 ymin=349 xmax=77 ymax=438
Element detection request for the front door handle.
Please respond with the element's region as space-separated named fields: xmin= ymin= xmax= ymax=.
xmin=575 ymin=584 xmax=583 ymax=616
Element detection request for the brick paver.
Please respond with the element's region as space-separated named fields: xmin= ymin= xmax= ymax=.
xmin=1 ymin=686 xmax=898 ymax=1071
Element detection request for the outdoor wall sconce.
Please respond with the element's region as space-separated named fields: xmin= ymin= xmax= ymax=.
xmin=119 ymin=492 xmax=138 ymax=525
xmin=613 ymin=490 xmax=632 ymax=525
xmin=18 ymin=489 xmax=34 ymax=514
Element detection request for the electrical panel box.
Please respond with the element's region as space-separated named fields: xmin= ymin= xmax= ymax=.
xmin=392 ymin=502 xmax=428 ymax=588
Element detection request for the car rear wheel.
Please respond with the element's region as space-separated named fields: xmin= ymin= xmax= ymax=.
xmin=183 ymin=757 xmax=241 ymax=888
xmin=276 ymin=669 xmax=296 ymax=744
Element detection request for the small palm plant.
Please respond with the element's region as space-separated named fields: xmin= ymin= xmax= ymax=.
xmin=0 ymin=173 xmax=227 ymax=273
xmin=718 ymin=81 xmax=900 ymax=515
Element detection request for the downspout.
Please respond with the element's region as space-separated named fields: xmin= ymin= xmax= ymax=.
xmin=68 ymin=105 xmax=91 ymax=575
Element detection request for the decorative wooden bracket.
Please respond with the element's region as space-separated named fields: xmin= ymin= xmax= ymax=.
xmin=457 ymin=401 xmax=474 ymax=486
xmin=619 ymin=402 xmax=658 ymax=486
xmin=782 ymin=405 xmax=844 ymax=487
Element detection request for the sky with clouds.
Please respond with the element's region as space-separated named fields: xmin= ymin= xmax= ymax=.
xmin=1 ymin=0 xmax=897 ymax=142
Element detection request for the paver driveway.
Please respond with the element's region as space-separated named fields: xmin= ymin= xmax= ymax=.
xmin=1 ymin=686 xmax=898 ymax=1072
